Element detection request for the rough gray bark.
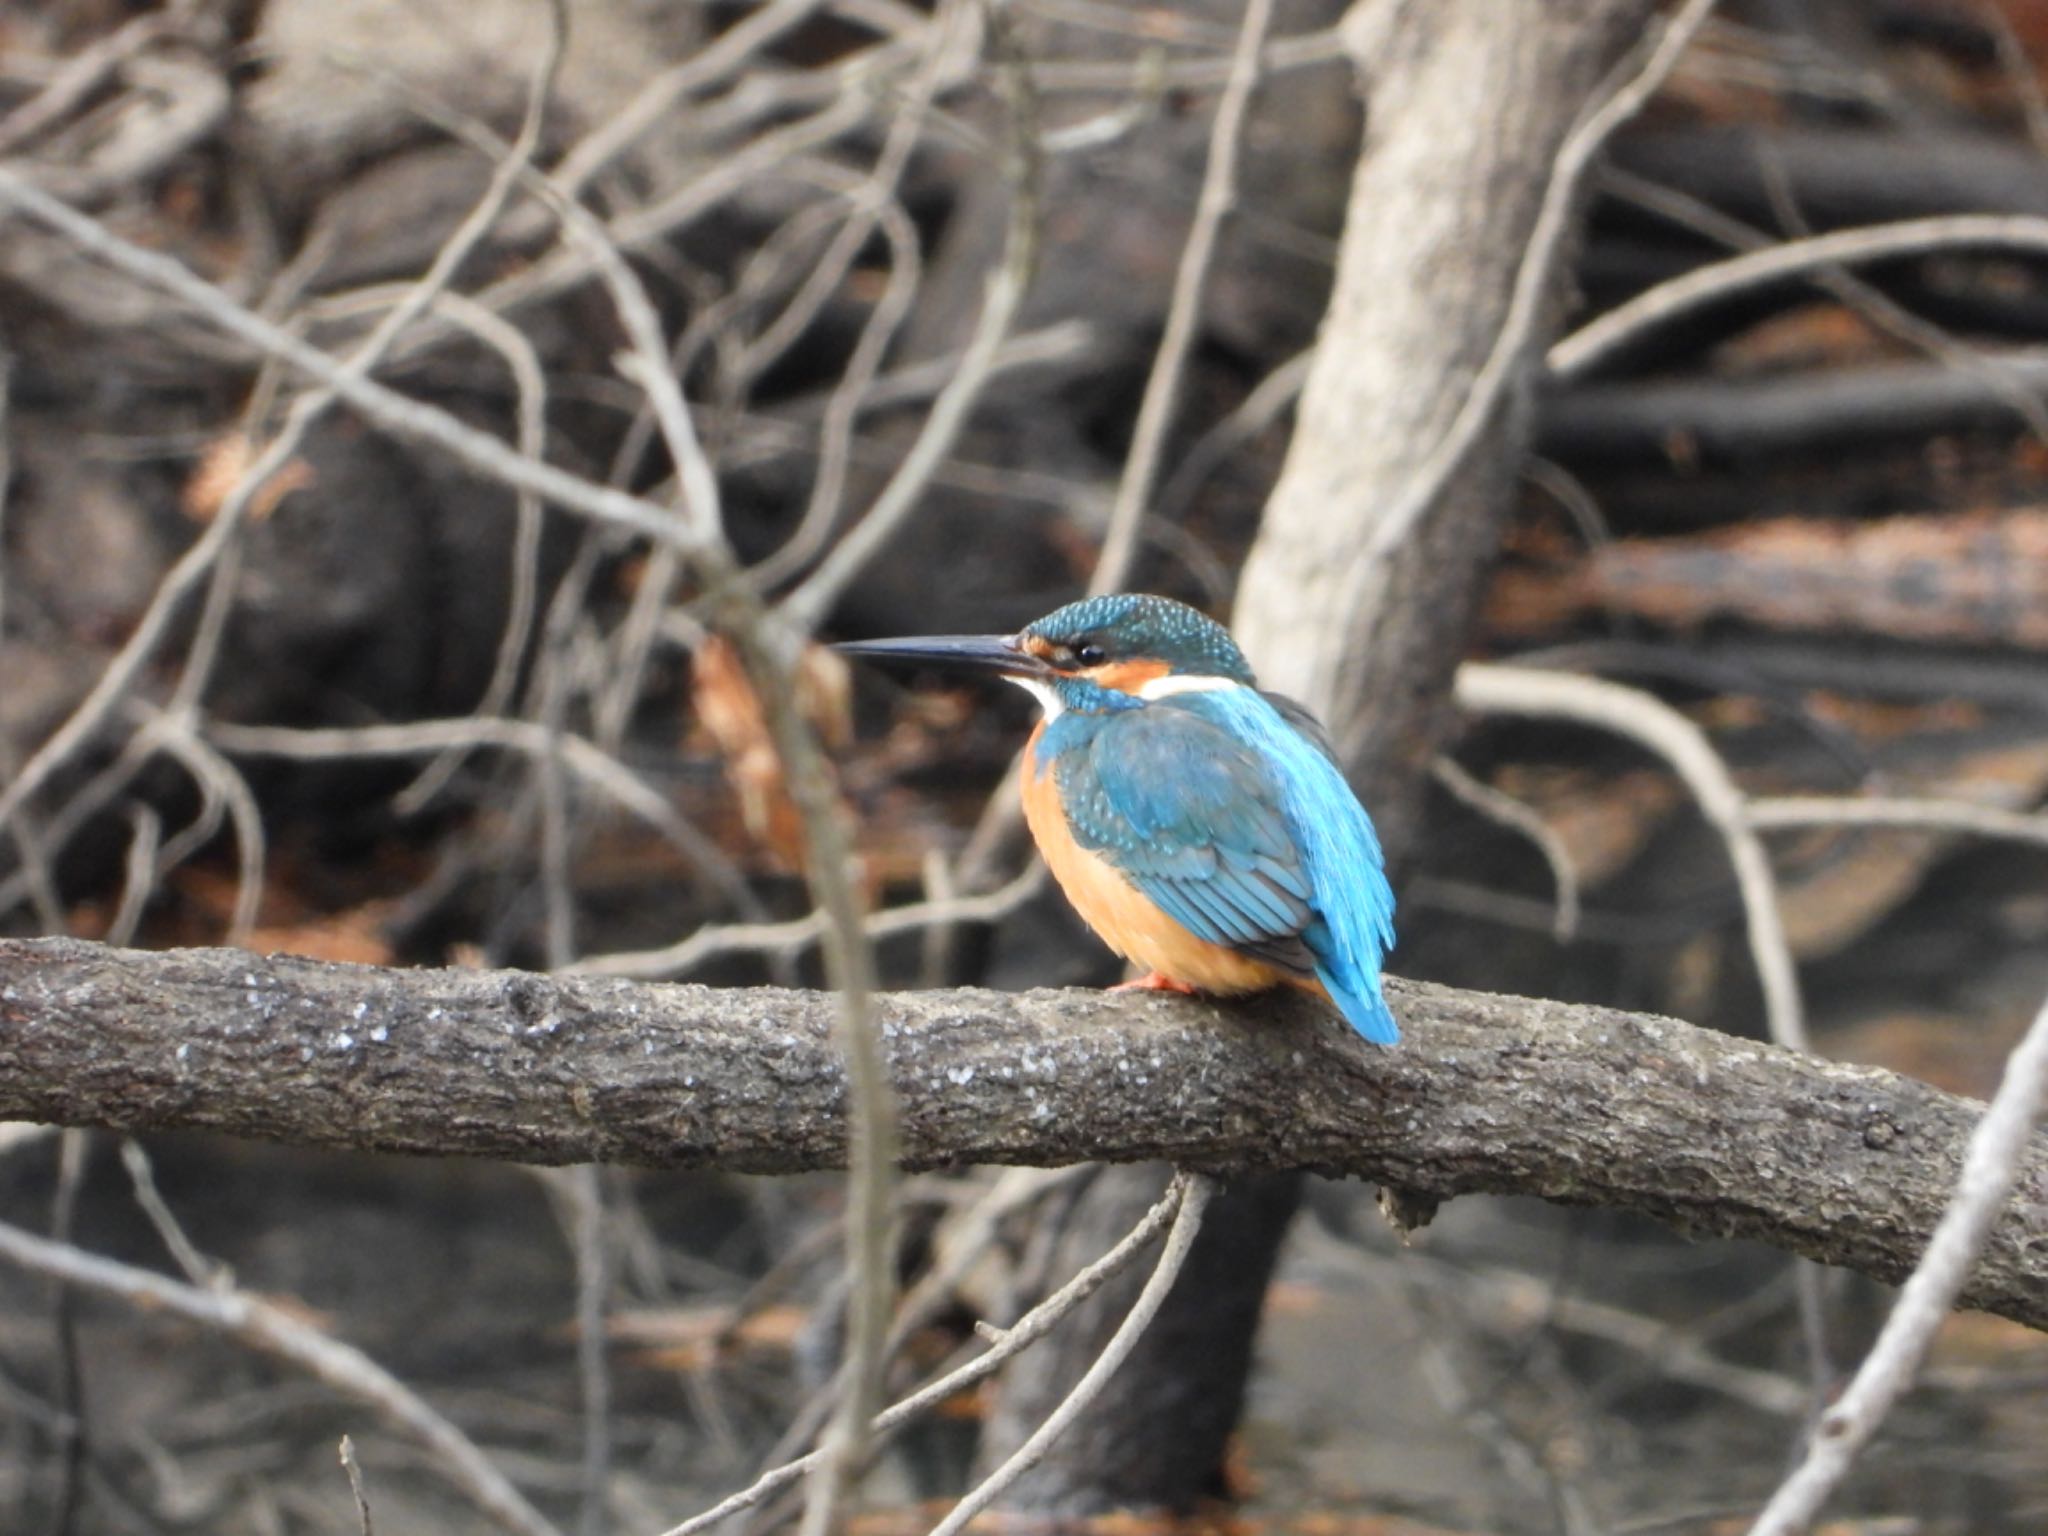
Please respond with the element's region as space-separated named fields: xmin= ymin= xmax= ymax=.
xmin=2 ymin=936 xmax=2044 ymax=1331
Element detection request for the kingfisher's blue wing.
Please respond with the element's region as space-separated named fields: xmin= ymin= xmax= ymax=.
xmin=1055 ymin=706 xmax=1319 ymax=976
xmin=1186 ymin=689 xmax=1397 ymax=1043
xmin=1054 ymin=695 xmax=1398 ymax=1043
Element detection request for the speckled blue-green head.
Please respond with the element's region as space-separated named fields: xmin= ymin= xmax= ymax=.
xmin=1018 ymin=594 xmax=1256 ymax=684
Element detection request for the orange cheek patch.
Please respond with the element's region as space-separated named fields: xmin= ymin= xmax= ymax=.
xmin=1086 ymin=658 xmax=1170 ymax=694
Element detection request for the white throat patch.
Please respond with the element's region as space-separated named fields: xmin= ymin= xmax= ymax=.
xmin=1134 ymin=674 xmax=1244 ymax=701
xmin=1004 ymin=675 xmax=1064 ymax=719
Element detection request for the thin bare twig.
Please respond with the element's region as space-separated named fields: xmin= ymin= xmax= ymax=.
xmin=550 ymin=1166 xmax=614 ymax=1536
xmin=204 ymin=717 xmax=720 ymax=883
xmin=0 ymin=40 xmax=611 ymax=857
xmin=1431 ymin=1258 xmax=1807 ymax=1419
xmin=0 ymin=742 xmax=160 ymax=930
xmin=0 ymin=169 xmax=686 ymax=546
xmin=780 ymin=1 xmax=1041 ymax=631
xmin=3 ymin=819 xmax=64 ymax=938
xmin=1551 ymin=212 xmax=2048 ymax=380
xmin=339 ymin=1436 xmax=376 ymax=1536
xmin=654 ymin=1172 xmax=1193 ymax=1536
xmin=533 ymin=617 xmax=582 ymax=971
xmin=1980 ymin=0 xmax=2048 ymax=156
xmin=1155 ymin=346 xmax=1311 ymax=524
xmin=296 ymin=288 xmax=551 ymax=815
xmin=42 ymin=1127 xmax=89 ymax=1536
xmin=886 ymin=1167 xmax=1088 ymax=1363
xmin=0 ymin=12 xmax=170 ymax=156
xmin=564 ymin=864 xmax=1044 ymax=980
xmin=1456 ymin=662 xmax=1806 ymax=1053
xmin=777 ymin=320 xmax=1097 ymax=424
xmin=116 ymin=1136 xmax=219 ymax=1288
xmin=102 ymin=803 xmax=162 ymax=949
xmin=1430 ymin=755 xmax=1582 ymax=944
xmin=133 ymin=708 xmax=265 ymax=946
xmin=927 ymin=1173 xmax=1214 ymax=1536
xmin=0 ymin=338 xmax=65 ymax=935
xmin=1745 ymin=795 xmax=2048 ymax=848
xmin=1089 ymin=0 xmax=1274 ymax=595
xmin=1747 ymin=985 xmax=2048 ymax=1536
xmin=1456 ymin=660 xmax=1825 ymax=1395
xmin=0 ymin=347 xmax=12 ymax=647
xmin=553 ymin=0 xmax=833 ymax=197
xmin=741 ymin=161 xmax=927 ymax=591
xmin=1030 ymin=28 xmax=1345 ymax=94
xmin=0 ymin=1219 xmax=563 ymax=1536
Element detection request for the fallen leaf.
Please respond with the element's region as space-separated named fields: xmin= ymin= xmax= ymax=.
xmin=183 ymin=433 xmax=316 ymax=524
xmin=690 ymin=634 xmax=853 ymax=872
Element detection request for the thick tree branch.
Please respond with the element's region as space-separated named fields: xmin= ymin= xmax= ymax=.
xmin=2 ymin=937 xmax=2044 ymax=1330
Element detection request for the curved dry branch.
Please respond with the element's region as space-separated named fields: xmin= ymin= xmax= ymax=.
xmin=2 ymin=937 xmax=2044 ymax=1331
xmin=0 ymin=1215 xmax=561 ymax=1536
xmin=1749 ymin=988 xmax=2048 ymax=1534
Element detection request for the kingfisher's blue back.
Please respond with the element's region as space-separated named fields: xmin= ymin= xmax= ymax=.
xmin=1035 ymin=681 xmax=1398 ymax=1044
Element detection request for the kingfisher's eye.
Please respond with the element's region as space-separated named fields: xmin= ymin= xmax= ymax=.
xmin=1074 ymin=641 xmax=1107 ymax=666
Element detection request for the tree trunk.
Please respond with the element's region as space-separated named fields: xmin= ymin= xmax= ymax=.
xmin=1240 ymin=0 xmax=1661 ymax=820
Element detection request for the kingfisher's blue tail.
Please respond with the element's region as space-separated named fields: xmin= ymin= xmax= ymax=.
xmin=1312 ymin=955 xmax=1399 ymax=1045
xmin=1197 ymin=688 xmax=1400 ymax=1047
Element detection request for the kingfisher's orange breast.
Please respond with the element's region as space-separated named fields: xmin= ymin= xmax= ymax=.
xmin=1020 ymin=722 xmax=1290 ymax=996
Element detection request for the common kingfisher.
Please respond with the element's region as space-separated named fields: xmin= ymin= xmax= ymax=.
xmin=839 ymin=594 xmax=1398 ymax=1043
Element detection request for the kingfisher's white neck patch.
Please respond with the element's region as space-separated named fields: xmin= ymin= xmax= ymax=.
xmin=1004 ymin=675 xmax=1064 ymax=719
xmin=1135 ymin=673 xmax=1244 ymax=701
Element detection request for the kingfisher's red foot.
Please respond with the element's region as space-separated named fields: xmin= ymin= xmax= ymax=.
xmin=1108 ymin=971 xmax=1200 ymax=996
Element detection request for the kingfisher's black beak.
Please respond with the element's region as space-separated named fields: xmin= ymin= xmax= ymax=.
xmin=834 ymin=633 xmax=1056 ymax=681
